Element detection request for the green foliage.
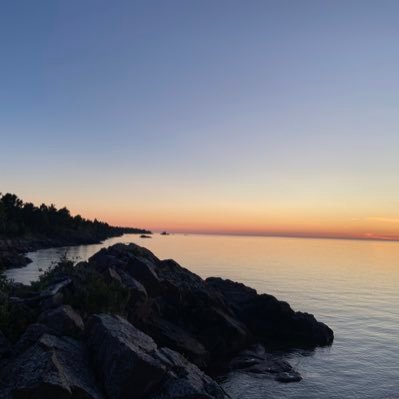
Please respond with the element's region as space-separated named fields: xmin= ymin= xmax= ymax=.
xmin=0 ymin=301 xmax=37 ymax=342
xmin=0 ymin=273 xmax=37 ymax=342
xmin=66 ymin=269 xmax=131 ymax=316
xmin=0 ymin=254 xmax=131 ymax=341
xmin=31 ymin=254 xmax=75 ymax=291
xmin=32 ymin=256 xmax=131 ymax=317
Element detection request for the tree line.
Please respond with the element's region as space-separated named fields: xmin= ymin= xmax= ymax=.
xmin=0 ymin=193 xmax=149 ymax=238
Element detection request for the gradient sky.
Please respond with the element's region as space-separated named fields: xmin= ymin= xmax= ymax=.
xmin=1 ymin=1 xmax=399 ymax=239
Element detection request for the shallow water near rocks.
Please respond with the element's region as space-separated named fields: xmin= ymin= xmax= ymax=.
xmin=6 ymin=233 xmax=399 ymax=399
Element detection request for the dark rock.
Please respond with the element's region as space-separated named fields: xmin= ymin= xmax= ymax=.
xmin=0 ymin=330 xmax=11 ymax=359
xmin=228 ymin=346 xmax=302 ymax=383
xmin=38 ymin=305 xmax=84 ymax=337
xmin=90 ymin=244 xmax=161 ymax=296
xmin=150 ymin=347 xmax=227 ymax=399
xmin=86 ymin=314 xmax=227 ymax=399
xmin=142 ymin=317 xmax=210 ymax=369
xmin=108 ymin=267 xmax=148 ymax=302
xmin=275 ymin=370 xmax=302 ymax=383
xmin=86 ymin=314 xmax=167 ymax=399
xmin=89 ymin=245 xmax=250 ymax=364
xmin=155 ymin=259 xmax=250 ymax=360
xmin=13 ymin=323 xmax=52 ymax=355
xmin=0 ymin=334 xmax=104 ymax=399
xmin=125 ymin=256 xmax=161 ymax=296
xmin=207 ymin=277 xmax=334 ymax=348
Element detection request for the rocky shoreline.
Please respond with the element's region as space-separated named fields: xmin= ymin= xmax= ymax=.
xmin=0 ymin=230 xmax=150 ymax=270
xmin=0 ymin=243 xmax=333 ymax=399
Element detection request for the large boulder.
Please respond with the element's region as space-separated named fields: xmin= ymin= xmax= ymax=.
xmin=86 ymin=314 xmax=166 ymax=399
xmin=89 ymin=244 xmax=162 ymax=296
xmin=86 ymin=314 xmax=227 ymax=399
xmin=0 ymin=334 xmax=104 ymax=399
xmin=207 ymin=277 xmax=334 ymax=348
xmin=88 ymin=244 xmax=251 ymax=364
xmin=141 ymin=317 xmax=210 ymax=369
xmin=149 ymin=347 xmax=227 ymax=399
xmin=38 ymin=305 xmax=84 ymax=337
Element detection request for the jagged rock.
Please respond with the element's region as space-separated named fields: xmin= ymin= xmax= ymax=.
xmin=89 ymin=245 xmax=251 ymax=363
xmin=90 ymin=244 xmax=161 ymax=295
xmin=107 ymin=267 xmax=148 ymax=303
xmin=86 ymin=314 xmax=227 ymax=399
xmin=228 ymin=346 xmax=302 ymax=383
xmin=149 ymin=347 xmax=227 ymax=399
xmin=38 ymin=305 xmax=84 ymax=337
xmin=0 ymin=334 xmax=104 ymax=399
xmin=207 ymin=277 xmax=334 ymax=348
xmin=124 ymin=256 xmax=161 ymax=295
xmin=142 ymin=317 xmax=210 ymax=369
xmin=13 ymin=323 xmax=52 ymax=355
xmin=0 ymin=242 xmax=335 ymax=396
xmin=86 ymin=314 xmax=167 ymax=399
xmin=154 ymin=259 xmax=250 ymax=360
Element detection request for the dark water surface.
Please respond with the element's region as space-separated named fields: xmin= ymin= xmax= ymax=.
xmin=6 ymin=234 xmax=399 ymax=398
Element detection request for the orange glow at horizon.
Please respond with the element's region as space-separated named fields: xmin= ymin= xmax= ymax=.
xmin=71 ymin=203 xmax=399 ymax=242
xmin=15 ymin=189 xmax=399 ymax=242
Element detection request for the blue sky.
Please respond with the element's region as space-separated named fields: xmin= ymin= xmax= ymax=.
xmin=1 ymin=1 xmax=399 ymax=237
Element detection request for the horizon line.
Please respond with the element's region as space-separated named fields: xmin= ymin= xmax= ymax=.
xmin=147 ymin=229 xmax=399 ymax=243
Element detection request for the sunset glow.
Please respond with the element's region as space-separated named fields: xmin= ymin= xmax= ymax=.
xmin=1 ymin=1 xmax=399 ymax=241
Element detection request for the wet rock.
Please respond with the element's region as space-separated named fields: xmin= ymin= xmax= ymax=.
xmin=38 ymin=305 xmax=84 ymax=337
xmin=228 ymin=346 xmax=302 ymax=383
xmin=275 ymin=370 xmax=302 ymax=383
xmin=0 ymin=334 xmax=104 ymax=399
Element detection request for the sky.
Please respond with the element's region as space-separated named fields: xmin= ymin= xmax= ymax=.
xmin=1 ymin=1 xmax=399 ymax=240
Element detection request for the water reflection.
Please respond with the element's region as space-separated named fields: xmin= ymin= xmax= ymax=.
xmin=5 ymin=234 xmax=399 ymax=398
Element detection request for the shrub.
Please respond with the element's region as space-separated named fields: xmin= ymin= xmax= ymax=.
xmin=0 ymin=273 xmax=37 ymax=342
xmin=66 ymin=269 xmax=131 ymax=316
xmin=31 ymin=253 xmax=75 ymax=291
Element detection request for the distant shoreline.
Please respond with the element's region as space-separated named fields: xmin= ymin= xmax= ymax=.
xmin=154 ymin=230 xmax=399 ymax=243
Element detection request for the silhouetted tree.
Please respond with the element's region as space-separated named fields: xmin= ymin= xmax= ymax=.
xmin=0 ymin=193 xmax=150 ymax=239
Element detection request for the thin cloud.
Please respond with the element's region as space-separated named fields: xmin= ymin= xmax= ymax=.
xmin=366 ymin=217 xmax=399 ymax=224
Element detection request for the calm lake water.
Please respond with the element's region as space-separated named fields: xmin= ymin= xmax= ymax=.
xmin=6 ymin=234 xmax=399 ymax=399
